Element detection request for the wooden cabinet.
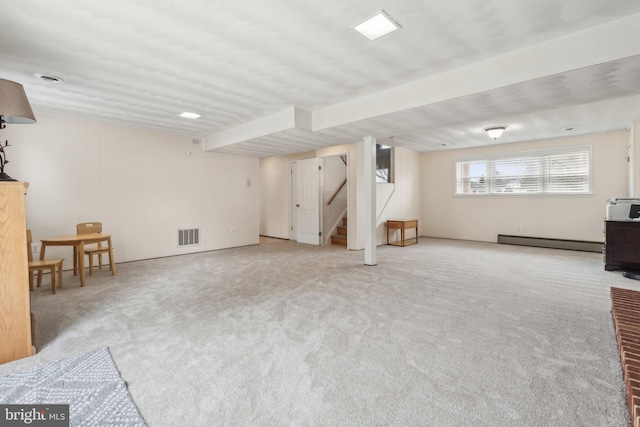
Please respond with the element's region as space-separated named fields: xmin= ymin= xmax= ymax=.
xmin=604 ymin=220 xmax=640 ymax=271
xmin=0 ymin=182 xmax=34 ymax=364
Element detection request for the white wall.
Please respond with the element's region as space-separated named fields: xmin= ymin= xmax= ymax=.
xmin=630 ymin=122 xmax=639 ymax=197
xmin=6 ymin=112 xmax=259 ymax=263
xmin=376 ymin=147 xmax=422 ymax=245
xmin=261 ymin=143 xmax=422 ymax=249
xmin=259 ymin=151 xmax=314 ymax=239
xmin=421 ymin=131 xmax=628 ymax=243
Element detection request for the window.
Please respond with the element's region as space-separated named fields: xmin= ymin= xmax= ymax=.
xmin=376 ymin=144 xmax=392 ymax=183
xmin=456 ymin=146 xmax=591 ymax=195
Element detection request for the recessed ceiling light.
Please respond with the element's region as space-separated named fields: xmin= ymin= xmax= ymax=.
xmin=354 ymin=11 xmax=401 ymax=41
xmin=35 ymin=73 xmax=63 ymax=83
xmin=562 ymin=127 xmax=575 ymax=131
xmin=179 ymin=112 xmax=201 ymax=120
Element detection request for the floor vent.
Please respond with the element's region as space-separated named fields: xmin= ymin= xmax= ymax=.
xmin=497 ymin=234 xmax=602 ymax=253
xmin=178 ymin=228 xmax=200 ymax=247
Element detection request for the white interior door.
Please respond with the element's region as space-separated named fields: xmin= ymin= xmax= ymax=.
xmin=296 ymin=158 xmax=321 ymax=245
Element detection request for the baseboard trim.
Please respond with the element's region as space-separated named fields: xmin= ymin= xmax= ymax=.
xmin=497 ymin=234 xmax=603 ymax=253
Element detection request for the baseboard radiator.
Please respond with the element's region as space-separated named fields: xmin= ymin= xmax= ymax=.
xmin=497 ymin=234 xmax=603 ymax=253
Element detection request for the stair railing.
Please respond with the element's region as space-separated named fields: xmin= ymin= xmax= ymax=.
xmin=327 ymin=178 xmax=347 ymax=205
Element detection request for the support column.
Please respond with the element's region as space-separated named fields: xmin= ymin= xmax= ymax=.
xmin=362 ymin=136 xmax=377 ymax=266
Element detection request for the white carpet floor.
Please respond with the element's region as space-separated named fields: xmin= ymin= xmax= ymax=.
xmin=0 ymin=237 xmax=635 ymax=426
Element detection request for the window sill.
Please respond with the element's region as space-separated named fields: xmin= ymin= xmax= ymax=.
xmin=453 ymin=192 xmax=594 ymax=198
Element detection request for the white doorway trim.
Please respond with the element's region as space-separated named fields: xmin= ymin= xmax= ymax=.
xmin=290 ymin=161 xmax=299 ymax=241
xmin=319 ymin=152 xmax=349 ymax=248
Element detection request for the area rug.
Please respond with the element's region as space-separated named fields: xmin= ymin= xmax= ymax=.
xmin=0 ymin=347 xmax=146 ymax=426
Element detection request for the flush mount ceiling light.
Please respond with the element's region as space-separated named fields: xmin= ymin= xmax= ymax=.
xmin=35 ymin=73 xmax=64 ymax=83
xmin=484 ymin=126 xmax=507 ymax=140
xmin=354 ymin=10 xmax=401 ymax=41
xmin=179 ymin=112 xmax=201 ymax=120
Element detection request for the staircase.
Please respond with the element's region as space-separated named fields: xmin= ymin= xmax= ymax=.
xmin=331 ymin=217 xmax=348 ymax=246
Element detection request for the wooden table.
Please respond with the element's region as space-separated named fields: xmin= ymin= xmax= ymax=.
xmin=39 ymin=233 xmax=115 ymax=287
xmin=387 ymin=219 xmax=418 ymax=247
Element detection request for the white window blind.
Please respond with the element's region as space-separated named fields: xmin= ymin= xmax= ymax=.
xmin=456 ymin=146 xmax=591 ymax=195
xmin=456 ymin=160 xmax=488 ymax=194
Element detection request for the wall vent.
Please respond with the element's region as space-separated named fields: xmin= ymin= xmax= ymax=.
xmin=178 ymin=228 xmax=200 ymax=247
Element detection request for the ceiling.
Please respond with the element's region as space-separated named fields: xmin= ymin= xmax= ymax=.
xmin=2 ymin=1 xmax=640 ymax=157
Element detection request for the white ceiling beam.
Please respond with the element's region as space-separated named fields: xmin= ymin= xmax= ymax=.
xmin=312 ymin=12 xmax=640 ymax=132
xmin=203 ymin=107 xmax=311 ymax=151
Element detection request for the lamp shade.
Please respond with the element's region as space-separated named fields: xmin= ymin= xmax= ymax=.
xmin=0 ymin=78 xmax=36 ymax=124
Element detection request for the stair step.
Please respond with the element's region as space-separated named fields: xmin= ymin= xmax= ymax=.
xmin=331 ymin=236 xmax=347 ymax=246
xmin=332 ymin=218 xmax=348 ymax=246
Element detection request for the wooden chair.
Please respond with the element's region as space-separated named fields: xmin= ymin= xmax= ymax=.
xmin=27 ymin=229 xmax=64 ymax=294
xmin=76 ymin=222 xmax=114 ymax=275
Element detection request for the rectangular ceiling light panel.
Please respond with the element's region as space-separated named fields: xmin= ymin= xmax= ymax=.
xmin=354 ymin=10 xmax=401 ymax=41
xmin=179 ymin=111 xmax=201 ymax=120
